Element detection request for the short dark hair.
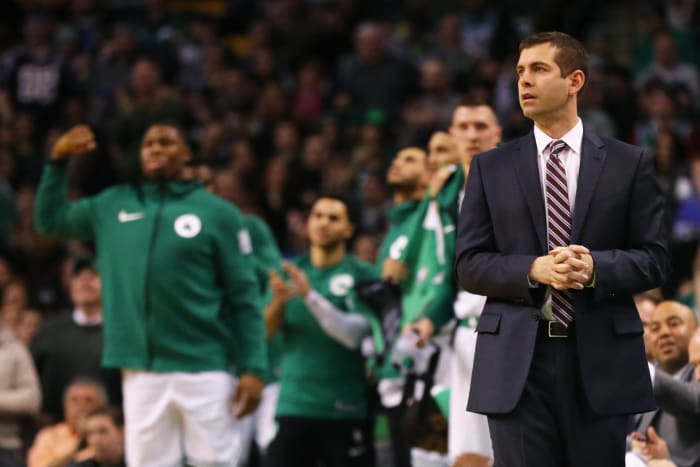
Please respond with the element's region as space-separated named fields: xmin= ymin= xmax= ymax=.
xmin=63 ymin=377 xmax=108 ymax=405
xmin=316 ymin=193 xmax=358 ymax=226
xmin=519 ymin=31 xmax=588 ymax=83
xmin=71 ymin=254 xmax=96 ymax=276
xmin=455 ymin=95 xmax=493 ymax=109
xmin=87 ymin=406 xmax=124 ymax=429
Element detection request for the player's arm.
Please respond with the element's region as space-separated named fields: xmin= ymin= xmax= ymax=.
xmin=34 ymin=125 xmax=97 ymax=240
xmin=284 ymin=261 xmax=371 ymax=350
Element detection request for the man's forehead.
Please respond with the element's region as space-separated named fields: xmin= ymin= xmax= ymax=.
xmin=144 ymin=125 xmax=180 ymax=139
xmin=68 ymin=384 xmax=100 ymax=397
xmin=517 ymin=43 xmax=558 ymax=66
xmin=397 ymin=148 xmax=426 ymax=160
xmin=453 ymin=106 xmax=496 ymax=124
xmin=430 ymin=133 xmax=453 ymax=146
xmin=313 ymin=198 xmax=347 ymax=215
xmin=652 ymin=302 xmax=692 ymax=321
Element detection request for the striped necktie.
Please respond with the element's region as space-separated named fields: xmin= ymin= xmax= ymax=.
xmin=546 ymin=140 xmax=574 ymax=326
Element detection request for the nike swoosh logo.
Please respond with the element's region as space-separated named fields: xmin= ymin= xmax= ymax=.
xmin=118 ymin=210 xmax=144 ymax=223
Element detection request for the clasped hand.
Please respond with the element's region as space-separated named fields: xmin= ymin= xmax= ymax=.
xmin=529 ymin=244 xmax=594 ymax=290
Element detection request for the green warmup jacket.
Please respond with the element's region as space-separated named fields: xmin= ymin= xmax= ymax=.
xmin=34 ymin=162 xmax=266 ymax=377
xmin=374 ymin=196 xmax=456 ymax=379
xmin=435 ymin=164 xmax=465 ymax=223
xmin=241 ymin=214 xmax=283 ymax=384
xmin=433 ymin=163 xmax=483 ymax=328
xmin=377 ymin=197 xmax=456 ymax=330
xmin=276 ymin=254 xmax=379 ymax=420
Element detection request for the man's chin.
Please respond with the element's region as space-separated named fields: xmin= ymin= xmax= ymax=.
xmin=142 ymin=170 xmax=169 ymax=182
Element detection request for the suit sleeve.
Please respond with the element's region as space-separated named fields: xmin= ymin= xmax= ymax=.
xmin=34 ymin=162 xmax=95 ymax=240
xmin=216 ymin=208 xmax=267 ymax=379
xmin=590 ymin=149 xmax=670 ymax=300
xmin=653 ymin=368 xmax=700 ymax=420
xmin=455 ymin=154 xmax=539 ymax=304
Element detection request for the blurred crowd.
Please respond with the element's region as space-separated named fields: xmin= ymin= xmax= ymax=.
xmin=0 ymin=0 xmax=699 ymax=466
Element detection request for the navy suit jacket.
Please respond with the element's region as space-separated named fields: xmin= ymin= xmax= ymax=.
xmin=455 ymin=130 xmax=670 ymax=416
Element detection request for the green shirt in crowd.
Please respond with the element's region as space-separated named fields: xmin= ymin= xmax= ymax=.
xmin=276 ymin=253 xmax=378 ymax=420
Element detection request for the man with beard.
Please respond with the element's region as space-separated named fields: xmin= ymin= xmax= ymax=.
xmin=264 ymin=195 xmax=377 ymax=467
xmin=375 ymin=147 xmax=456 ymax=466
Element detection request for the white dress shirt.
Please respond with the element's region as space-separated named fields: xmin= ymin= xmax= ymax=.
xmin=533 ymin=117 xmax=583 ymax=213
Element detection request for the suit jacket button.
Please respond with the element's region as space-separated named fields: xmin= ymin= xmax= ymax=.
xmin=609 ymin=292 xmax=615 ymax=297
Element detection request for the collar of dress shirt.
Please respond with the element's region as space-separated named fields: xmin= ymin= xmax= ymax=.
xmin=533 ymin=117 xmax=584 ymax=157
xmin=73 ymin=308 xmax=102 ymax=326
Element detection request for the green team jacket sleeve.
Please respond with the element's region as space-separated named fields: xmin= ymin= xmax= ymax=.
xmin=34 ymin=162 xmax=95 ymax=240
xmin=421 ymin=270 xmax=455 ymax=329
xmin=246 ymin=215 xmax=282 ymax=271
xmin=216 ymin=210 xmax=268 ymax=380
xmin=420 ymin=202 xmax=456 ymax=329
xmin=244 ymin=214 xmax=283 ymax=383
xmin=397 ymin=197 xmax=456 ymax=330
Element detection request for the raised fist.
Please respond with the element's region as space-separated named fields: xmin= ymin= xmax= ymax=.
xmin=51 ymin=125 xmax=97 ymax=160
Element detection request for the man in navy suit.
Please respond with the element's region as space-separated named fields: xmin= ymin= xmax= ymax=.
xmin=455 ymin=31 xmax=670 ymax=467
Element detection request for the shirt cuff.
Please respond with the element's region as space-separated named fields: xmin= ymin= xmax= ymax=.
xmin=527 ymin=275 xmax=539 ymax=288
xmin=585 ymin=272 xmax=596 ymax=288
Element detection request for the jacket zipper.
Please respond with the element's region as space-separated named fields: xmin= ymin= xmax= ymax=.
xmin=144 ymin=185 xmax=165 ymax=369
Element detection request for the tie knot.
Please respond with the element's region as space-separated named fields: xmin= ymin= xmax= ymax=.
xmin=549 ymin=139 xmax=568 ymax=156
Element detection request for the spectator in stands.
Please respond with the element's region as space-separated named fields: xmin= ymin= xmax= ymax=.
xmin=0 ymin=318 xmax=41 ymax=467
xmin=15 ymin=307 xmax=41 ymax=345
xmin=691 ymin=327 xmax=700 ymax=382
xmin=67 ymin=407 xmax=125 ymax=467
xmin=28 ymin=378 xmax=107 ymax=467
xmin=337 ymin=22 xmax=417 ymax=121
xmin=31 ymin=255 xmax=121 ymax=424
xmin=0 ymin=12 xmax=78 ymax=136
xmin=633 ymin=301 xmax=700 ymax=467
xmin=401 ymin=57 xmax=461 ymax=145
xmin=636 ymin=31 xmax=700 ymax=100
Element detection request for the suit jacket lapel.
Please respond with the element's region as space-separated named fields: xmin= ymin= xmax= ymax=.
xmin=571 ymin=132 xmax=605 ymax=243
xmin=513 ymin=134 xmax=547 ymax=253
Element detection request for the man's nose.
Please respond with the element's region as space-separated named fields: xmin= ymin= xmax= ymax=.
xmin=519 ymin=73 xmax=532 ymax=87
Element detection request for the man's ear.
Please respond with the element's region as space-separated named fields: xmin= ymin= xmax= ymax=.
xmin=344 ymin=222 xmax=355 ymax=241
xmin=180 ymin=140 xmax=193 ymax=164
xmin=569 ymin=70 xmax=585 ymax=95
